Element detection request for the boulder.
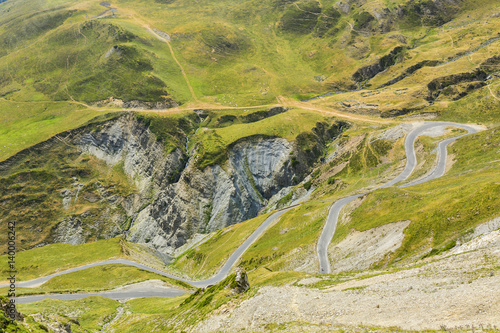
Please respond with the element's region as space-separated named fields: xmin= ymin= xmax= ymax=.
xmin=233 ymin=268 xmax=250 ymax=293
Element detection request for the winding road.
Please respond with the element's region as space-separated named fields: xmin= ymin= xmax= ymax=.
xmin=317 ymin=122 xmax=480 ymax=273
xmin=7 ymin=208 xmax=293 ymax=303
xmin=7 ymin=122 xmax=481 ymax=302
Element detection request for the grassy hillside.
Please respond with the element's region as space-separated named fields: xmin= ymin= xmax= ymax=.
xmin=191 ymin=107 xmax=339 ymax=168
xmin=333 ymin=126 xmax=500 ymax=265
xmin=0 ymin=0 xmax=499 ymax=330
xmin=0 ymin=0 xmax=498 ymax=164
xmin=0 ymin=101 xmax=102 ymax=162
xmin=0 ymin=263 xmax=193 ymax=297
xmin=169 ymin=212 xmax=272 ymax=279
xmin=0 ymin=121 xmax=137 ymax=253
xmin=18 ymin=296 xmax=120 ymax=332
xmin=0 ymin=238 xmax=124 ymax=281
xmin=168 ymin=123 xmax=497 ymax=277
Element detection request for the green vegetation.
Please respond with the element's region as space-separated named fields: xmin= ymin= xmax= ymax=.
xmin=192 ymin=108 xmax=332 ymax=168
xmin=249 ymin=267 xmax=307 ymax=287
xmin=18 ymin=296 xmax=120 ymax=332
xmin=0 ymin=314 xmax=31 ymax=333
xmin=240 ymin=201 xmax=330 ymax=272
xmin=0 ymin=9 xmax=186 ymax=104
xmin=0 ymin=0 xmax=499 ymax=330
xmin=171 ymin=199 xmax=332 ymax=278
xmin=404 ymin=127 xmax=468 ymax=182
xmin=0 ymin=129 xmax=136 ymax=253
xmin=0 ymin=238 xmax=124 ymax=281
xmin=109 ymin=273 xmax=254 ymax=331
xmin=0 ymin=264 xmax=193 ymax=296
xmin=334 ymin=127 xmax=500 ymax=265
xmin=136 ymin=111 xmax=199 ymax=153
xmin=170 ymin=213 xmax=272 ymax=279
xmin=0 ymin=101 xmax=102 ymax=162
xmin=309 ymin=125 xmax=404 ymax=200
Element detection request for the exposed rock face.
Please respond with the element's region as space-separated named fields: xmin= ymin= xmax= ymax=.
xmin=127 ymin=136 xmax=298 ymax=253
xmin=352 ymin=46 xmax=405 ymax=83
xmin=233 ymin=268 xmax=250 ymax=293
xmin=53 ymin=217 xmax=86 ymax=245
xmin=1 ymin=297 xmax=24 ymax=321
xmin=78 ymin=114 xmax=186 ymax=194
xmin=60 ymin=189 xmax=73 ymax=210
xmin=0 ymin=112 xmax=342 ymax=253
xmin=71 ymin=114 xmax=335 ymax=254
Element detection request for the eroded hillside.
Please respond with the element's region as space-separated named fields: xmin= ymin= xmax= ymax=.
xmin=0 ymin=0 xmax=499 ymax=331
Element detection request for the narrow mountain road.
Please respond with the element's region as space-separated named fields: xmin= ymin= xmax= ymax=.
xmin=15 ymin=288 xmax=186 ymax=304
xmin=100 ymin=3 xmax=198 ymax=102
xmin=9 ymin=208 xmax=294 ymax=303
xmin=317 ymin=122 xmax=480 ymax=273
xmin=9 ymin=122 xmax=480 ymax=302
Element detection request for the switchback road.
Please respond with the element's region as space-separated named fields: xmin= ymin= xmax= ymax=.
xmin=7 ymin=122 xmax=480 ymax=302
xmin=317 ymin=122 xmax=480 ymax=273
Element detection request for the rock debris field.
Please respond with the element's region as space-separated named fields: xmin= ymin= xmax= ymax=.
xmin=193 ymin=220 xmax=500 ymax=332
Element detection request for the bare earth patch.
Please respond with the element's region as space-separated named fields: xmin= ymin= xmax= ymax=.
xmin=327 ymin=220 xmax=411 ymax=273
xmin=192 ymin=219 xmax=500 ymax=332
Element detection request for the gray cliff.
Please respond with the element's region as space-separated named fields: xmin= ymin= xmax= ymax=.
xmin=74 ymin=114 xmax=301 ymax=254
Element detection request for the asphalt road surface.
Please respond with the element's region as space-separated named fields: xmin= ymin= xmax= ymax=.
xmin=317 ymin=122 xmax=479 ymax=274
xmin=8 ymin=122 xmax=479 ymax=302
xmin=8 ymin=208 xmax=294 ymax=303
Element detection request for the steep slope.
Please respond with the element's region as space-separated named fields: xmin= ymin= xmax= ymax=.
xmin=1 ymin=0 xmax=500 ymax=331
xmin=0 ymin=109 xmax=345 ymax=254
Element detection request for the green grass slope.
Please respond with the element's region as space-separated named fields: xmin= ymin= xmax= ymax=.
xmin=334 ymin=126 xmax=500 ymax=266
xmin=0 ymin=238 xmax=124 ymax=282
xmin=18 ymin=296 xmax=120 ymax=332
xmin=0 ymin=0 xmax=498 ymax=165
xmin=0 ymin=0 xmax=499 ymax=329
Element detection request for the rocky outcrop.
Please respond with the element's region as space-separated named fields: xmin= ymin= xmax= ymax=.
xmin=127 ymin=136 xmax=299 ymax=253
xmin=232 ymin=268 xmax=250 ymax=293
xmin=335 ymin=0 xmax=351 ymax=14
xmin=78 ymin=114 xmax=187 ymax=194
xmin=53 ymin=217 xmax=86 ymax=245
xmin=1 ymin=296 xmax=23 ymax=322
xmin=67 ymin=114 xmax=345 ymax=254
xmin=1 ymin=112 xmax=343 ymax=253
xmin=93 ymin=97 xmax=179 ymax=109
xmin=397 ymin=0 xmax=462 ymax=27
xmin=427 ymin=70 xmax=488 ymax=101
xmin=352 ymin=46 xmax=405 ymax=83
xmin=380 ymin=60 xmax=441 ymax=88
xmin=426 ymin=54 xmax=500 ymax=101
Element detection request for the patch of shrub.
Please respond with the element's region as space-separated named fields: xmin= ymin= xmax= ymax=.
xmin=315 ymin=7 xmax=341 ymax=37
xmin=353 ymin=11 xmax=375 ymax=30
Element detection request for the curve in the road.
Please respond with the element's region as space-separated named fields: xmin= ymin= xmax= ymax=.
xmin=12 ymin=122 xmax=479 ymax=302
xmin=11 ymin=207 xmax=294 ymax=303
xmin=15 ymin=288 xmax=187 ymax=304
xmin=317 ymin=122 xmax=479 ymax=274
